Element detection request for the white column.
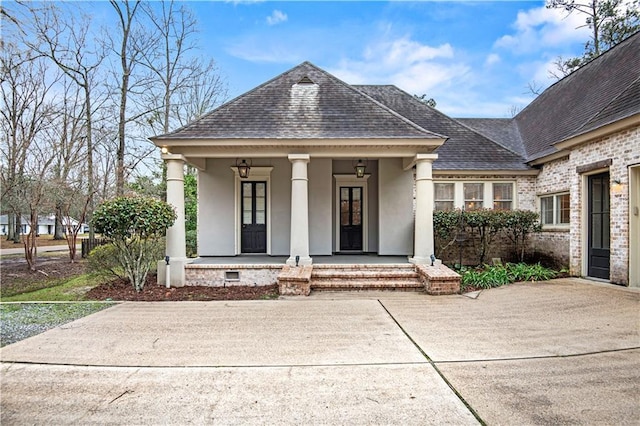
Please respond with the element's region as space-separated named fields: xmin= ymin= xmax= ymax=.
xmin=287 ymin=154 xmax=312 ymax=266
xmin=160 ymin=153 xmax=188 ymax=286
xmin=165 ymin=154 xmax=187 ymax=259
xmin=410 ymin=154 xmax=438 ymax=265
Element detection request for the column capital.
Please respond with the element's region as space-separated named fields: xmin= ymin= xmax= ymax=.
xmin=162 ymin=153 xmax=187 ymax=162
xmin=288 ymin=154 xmax=310 ymax=163
xmin=415 ymin=153 xmax=438 ymax=162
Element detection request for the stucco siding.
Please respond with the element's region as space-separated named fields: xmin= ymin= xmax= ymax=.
xmin=309 ymin=158 xmax=332 ymax=255
xmin=378 ymin=158 xmax=413 ymax=255
xmin=268 ymin=158 xmax=292 ymax=256
xmin=198 ymin=159 xmax=236 ymax=255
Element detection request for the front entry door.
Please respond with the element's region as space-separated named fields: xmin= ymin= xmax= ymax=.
xmin=241 ymin=181 xmax=267 ymax=253
xmin=340 ymin=187 xmax=363 ymax=251
xmin=588 ymin=172 xmax=610 ymax=279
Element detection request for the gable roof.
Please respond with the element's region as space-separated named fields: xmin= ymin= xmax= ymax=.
xmin=514 ymin=31 xmax=640 ymax=161
xmin=356 ymin=85 xmax=531 ymax=171
xmin=153 ymin=62 xmax=443 ymax=141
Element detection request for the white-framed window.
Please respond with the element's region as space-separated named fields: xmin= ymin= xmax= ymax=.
xmin=493 ymin=183 xmax=513 ymax=210
xmin=540 ymin=192 xmax=570 ymax=226
xmin=463 ymin=183 xmax=484 ymax=209
xmin=434 ymin=183 xmax=455 ymax=211
xmin=433 ymin=180 xmax=516 ymax=211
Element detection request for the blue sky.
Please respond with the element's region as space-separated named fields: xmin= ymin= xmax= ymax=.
xmin=189 ymin=1 xmax=591 ymax=118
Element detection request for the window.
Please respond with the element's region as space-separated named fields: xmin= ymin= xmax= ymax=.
xmin=540 ymin=193 xmax=570 ymax=226
xmin=493 ymin=183 xmax=513 ymax=210
xmin=464 ymin=183 xmax=484 ymax=210
xmin=433 ymin=180 xmax=516 ymax=211
xmin=434 ymin=183 xmax=455 ymax=211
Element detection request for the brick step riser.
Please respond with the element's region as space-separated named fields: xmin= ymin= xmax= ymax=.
xmin=311 ymin=282 xmax=424 ymax=291
xmin=311 ymin=273 xmax=420 ymax=280
xmin=311 ymin=277 xmax=421 ymax=283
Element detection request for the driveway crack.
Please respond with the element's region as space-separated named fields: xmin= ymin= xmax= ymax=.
xmin=377 ymin=299 xmax=486 ymax=426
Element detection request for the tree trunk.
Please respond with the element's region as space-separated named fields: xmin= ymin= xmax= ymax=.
xmin=13 ymin=214 xmax=22 ymax=244
xmin=54 ymin=203 xmax=65 ymax=240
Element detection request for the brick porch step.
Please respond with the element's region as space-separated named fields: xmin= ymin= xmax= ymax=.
xmin=310 ymin=264 xmax=424 ymax=292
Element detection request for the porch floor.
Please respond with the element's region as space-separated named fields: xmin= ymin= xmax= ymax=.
xmin=191 ymin=254 xmax=411 ymax=265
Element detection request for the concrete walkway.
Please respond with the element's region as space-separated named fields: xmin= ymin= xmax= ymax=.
xmin=1 ymin=278 xmax=639 ymax=425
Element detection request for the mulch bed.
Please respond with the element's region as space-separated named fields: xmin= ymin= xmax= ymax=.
xmin=85 ymin=274 xmax=279 ymax=301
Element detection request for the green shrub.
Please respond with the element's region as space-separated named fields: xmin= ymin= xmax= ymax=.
xmin=434 ymin=209 xmax=542 ymax=264
xmin=459 ymin=262 xmax=558 ymax=291
xmin=87 ymin=243 xmax=124 ymax=279
xmin=186 ymin=230 xmax=197 ymax=258
xmin=92 ymin=196 xmax=176 ymax=292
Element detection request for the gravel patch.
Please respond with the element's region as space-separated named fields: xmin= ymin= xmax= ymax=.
xmin=0 ymin=303 xmax=115 ymax=347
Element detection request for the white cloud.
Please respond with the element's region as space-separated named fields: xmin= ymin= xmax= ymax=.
xmin=266 ymin=10 xmax=287 ymax=26
xmin=495 ymin=6 xmax=589 ymax=53
xmin=330 ymin=36 xmax=468 ymax=96
xmin=484 ymin=53 xmax=501 ymax=67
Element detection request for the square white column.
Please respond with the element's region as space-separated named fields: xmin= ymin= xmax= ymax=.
xmin=287 ymin=154 xmax=312 ymax=266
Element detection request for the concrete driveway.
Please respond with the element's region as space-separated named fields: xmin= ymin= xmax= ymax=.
xmin=1 ymin=278 xmax=639 ymax=425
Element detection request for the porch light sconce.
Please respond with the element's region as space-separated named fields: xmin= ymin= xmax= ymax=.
xmin=354 ymin=159 xmax=367 ymax=178
xmin=612 ymin=179 xmax=623 ymax=193
xmin=236 ymin=158 xmax=251 ymax=179
xmin=161 ymin=146 xmax=169 ymax=154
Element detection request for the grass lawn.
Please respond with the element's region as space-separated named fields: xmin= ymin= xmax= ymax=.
xmin=1 ymin=273 xmax=111 ymax=302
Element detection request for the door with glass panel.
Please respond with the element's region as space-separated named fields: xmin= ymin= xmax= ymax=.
xmin=340 ymin=187 xmax=363 ymax=251
xmin=241 ymin=181 xmax=267 ymax=253
xmin=588 ymin=173 xmax=610 ymax=279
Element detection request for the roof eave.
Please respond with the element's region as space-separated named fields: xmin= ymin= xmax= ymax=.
xmin=554 ymin=111 xmax=640 ymax=151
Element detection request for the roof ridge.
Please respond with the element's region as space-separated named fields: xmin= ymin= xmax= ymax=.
xmin=455 ymin=118 xmax=526 ymax=158
xmin=152 ymin=63 xmax=318 ymax=139
xmin=317 ymin=70 xmax=446 ymax=139
xmin=382 ymin=85 xmax=526 ymax=160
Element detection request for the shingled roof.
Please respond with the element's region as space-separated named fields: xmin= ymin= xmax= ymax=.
xmin=355 ymin=85 xmax=531 ymax=171
xmin=153 ymin=33 xmax=639 ymax=170
xmin=153 ymin=62 xmax=442 ymax=141
xmin=513 ymin=31 xmax=640 ymax=161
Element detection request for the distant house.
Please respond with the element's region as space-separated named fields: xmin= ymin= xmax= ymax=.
xmin=0 ymin=214 xmax=89 ymax=236
xmin=151 ymin=32 xmax=639 ymax=289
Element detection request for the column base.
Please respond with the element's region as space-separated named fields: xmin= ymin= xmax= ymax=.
xmin=157 ymin=257 xmax=192 ymax=287
xmin=286 ymin=256 xmax=313 ymax=266
xmin=409 ymin=256 xmax=442 ymax=266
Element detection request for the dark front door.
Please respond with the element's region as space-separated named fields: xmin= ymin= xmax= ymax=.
xmin=340 ymin=186 xmax=363 ymax=251
xmin=588 ymin=172 xmax=610 ymax=279
xmin=241 ymin=181 xmax=267 ymax=253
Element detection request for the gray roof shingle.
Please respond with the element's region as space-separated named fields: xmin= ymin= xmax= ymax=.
xmin=514 ymin=31 xmax=640 ymax=161
xmin=153 ymin=62 xmax=442 ymax=141
xmin=355 ymin=85 xmax=531 ymax=171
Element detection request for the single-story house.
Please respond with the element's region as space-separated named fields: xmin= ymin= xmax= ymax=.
xmin=152 ymin=32 xmax=639 ymax=292
xmin=0 ymin=214 xmax=89 ymax=236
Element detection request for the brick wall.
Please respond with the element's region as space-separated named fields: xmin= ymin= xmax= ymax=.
xmin=567 ymin=125 xmax=640 ymax=285
xmin=532 ymin=157 xmax=571 ymax=268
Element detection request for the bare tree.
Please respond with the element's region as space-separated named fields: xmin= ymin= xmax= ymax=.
xmin=141 ymin=1 xmax=227 ymax=134
xmin=108 ymin=0 xmax=158 ymax=196
xmin=0 ymin=41 xmax=59 ymax=249
xmin=547 ymin=0 xmax=640 ymax=76
xmin=23 ymin=2 xmax=107 ymax=240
